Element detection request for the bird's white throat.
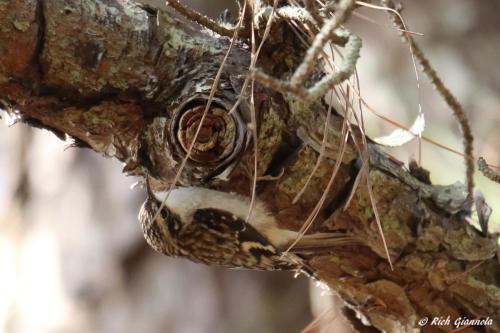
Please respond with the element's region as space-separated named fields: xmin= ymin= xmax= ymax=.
xmin=152 ymin=187 xmax=274 ymax=227
xmin=152 ymin=187 xmax=298 ymax=247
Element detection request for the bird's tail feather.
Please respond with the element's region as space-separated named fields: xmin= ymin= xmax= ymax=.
xmin=284 ymin=232 xmax=360 ymax=253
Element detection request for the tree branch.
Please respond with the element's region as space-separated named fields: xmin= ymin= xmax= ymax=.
xmin=1 ymin=1 xmax=498 ymax=332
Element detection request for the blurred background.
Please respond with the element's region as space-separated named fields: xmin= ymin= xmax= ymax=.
xmin=0 ymin=1 xmax=498 ymax=332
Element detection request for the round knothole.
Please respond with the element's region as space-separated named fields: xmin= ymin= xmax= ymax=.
xmin=171 ymin=99 xmax=246 ymax=172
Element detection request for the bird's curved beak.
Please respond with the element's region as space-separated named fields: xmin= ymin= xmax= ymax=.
xmin=145 ymin=175 xmax=156 ymax=198
xmin=144 ymin=176 xmax=179 ymax=204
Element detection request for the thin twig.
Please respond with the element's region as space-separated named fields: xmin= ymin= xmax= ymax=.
xmin=366 ymin=174 xmax=394 ymax=270
xmin=356 ymin=1 xmax=424 ymax=164
xmin=290 ymin=0 xmax=356 ymax=88
xmin=329 ymin=64 xmax=393 ymax=269
xmin=167 ymin=0 xmax=235 ymax=38
xmin=292 ymin=102 xmax=334 ymax=204
xmin=445 ymin=260 xmax=484 ymax=283
xmin=300 ymin=306 xmax=338 ymax=333
xmin=283 ymin=121 xmax=350 ymax=256
xmin=478 ymin=157 xmax=500 ymax=184
xmin=253 ymin=31 xmax=361 ymax=102
xmin=305 ymin=0 xmax=323 ymax=25
xmin=351 ymin=10 xmax=424 ymax=36
xmin=353 ymin=90 xmax=499 ymax=170
xmin=246 ymin=3 xmax=259 ymax=223
xmin=252 ymin=0 xmax=359 ymax=103
xmin=237 ymin=0 xmax=279 ymax=223
xmin=227 ymin=0 xmax=279 ymax=119
xmin=380 ymin=0 xmax=475 ymax=195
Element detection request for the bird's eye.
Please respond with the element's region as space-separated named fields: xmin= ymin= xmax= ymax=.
xmin=159 ymin=207 xmax=169 ymax=221
xmin=167 ymin=215 xmax=182 ymax=235
xmin=155 ymin=205 xmax=181 ymax=235
xmin=170 ymin=97 xmax=246 ymax=179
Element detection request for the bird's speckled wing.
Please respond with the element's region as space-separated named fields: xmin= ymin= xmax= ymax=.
xmin=179 ymin=208 xmax=298 ymax=270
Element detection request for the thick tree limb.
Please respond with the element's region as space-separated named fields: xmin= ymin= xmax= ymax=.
xmin=1 ymin=1 xmax=498 ymax=332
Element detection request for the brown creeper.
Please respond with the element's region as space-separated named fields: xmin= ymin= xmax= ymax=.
xmin=138 ymin=182 xmax=356 ymax=271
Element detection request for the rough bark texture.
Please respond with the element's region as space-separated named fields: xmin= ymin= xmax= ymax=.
xmin=1 ymin=1 xmax=498 ymax=332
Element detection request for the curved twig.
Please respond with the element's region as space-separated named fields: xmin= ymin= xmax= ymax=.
xmin=167 ymin=0 xmax=235 ymax=38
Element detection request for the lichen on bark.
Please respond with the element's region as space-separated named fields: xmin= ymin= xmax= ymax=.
xmin=0 ymin=1 xmax=498 ymax=332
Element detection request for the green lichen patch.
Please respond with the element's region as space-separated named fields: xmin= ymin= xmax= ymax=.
xmin=256 ymin=107 xmax=284 ymax=173
xmin=444 ymin=229 xmax=497 ymax=261
xmin=416 ymin=226 xmax=445 ymax=252
xmin=277 ymin=146 xmax=330 ymax=198
xmin=13 ymin=19 xmax=30 ymax=32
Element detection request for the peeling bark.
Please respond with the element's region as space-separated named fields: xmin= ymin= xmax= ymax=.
xmin=1 ymin=1 xmax=498 ymax=332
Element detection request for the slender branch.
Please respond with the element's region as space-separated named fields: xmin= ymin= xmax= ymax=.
xmin=166 ymin=0 xmax=235 ymax=38
xmin=290 ymin=0 xmax=355 ymax=87
xmin=381 ymin=0 xmax=475 ymax=196
xmin=252 ymin=0 xmax=360 ymax=103
xmin=478 ymin=157 xmax=500 ymax=184
xmin=305 ymin=0 xmax=322 ymax=24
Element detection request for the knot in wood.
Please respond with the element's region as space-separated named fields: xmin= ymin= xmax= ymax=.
xmin=176 ymin=105 xmax=235 ymax=164
xmin=169 ymin=97 xmax=247 ymax=181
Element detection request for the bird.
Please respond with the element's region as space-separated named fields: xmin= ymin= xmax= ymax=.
xmin=138 ymin=180 xmax=356 ymax=272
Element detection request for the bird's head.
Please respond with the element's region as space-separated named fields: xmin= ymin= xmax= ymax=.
xmin=138 ymin=179 xmax=184 ymax=256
